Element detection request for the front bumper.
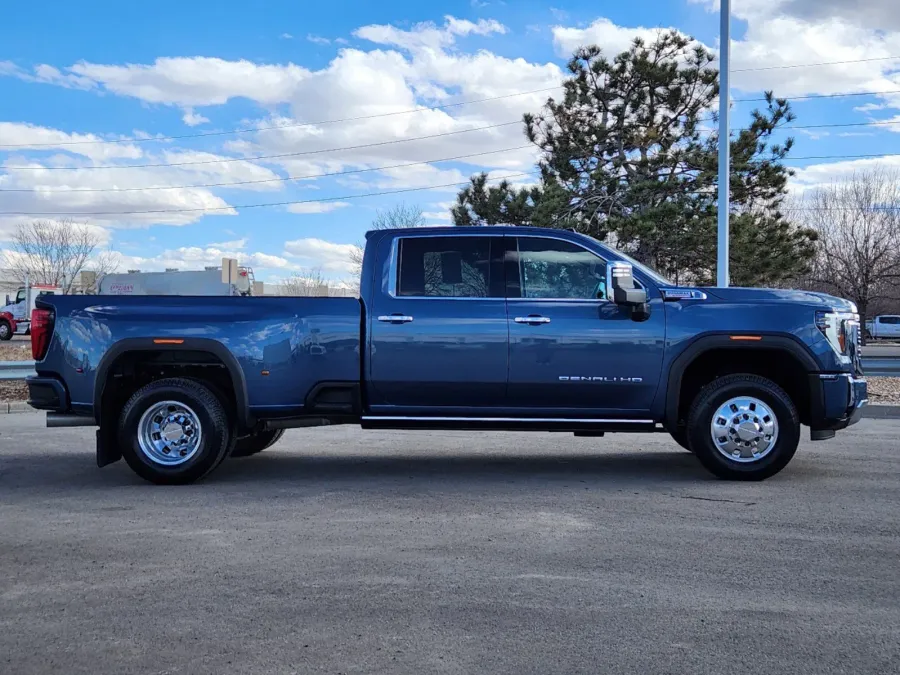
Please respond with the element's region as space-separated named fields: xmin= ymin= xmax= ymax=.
xmin=809 ymin=373 xmax=867 ymax=433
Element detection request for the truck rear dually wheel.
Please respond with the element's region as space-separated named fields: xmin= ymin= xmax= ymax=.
xmin=686 ymin=374 xmax=800 ymax=481
xmin=117 ymin=378 xmax=232 ymax=485
xmin=230 ymin=428 xmax=285 ymax=458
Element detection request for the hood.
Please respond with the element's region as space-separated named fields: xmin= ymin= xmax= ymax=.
xmin=697 ymin=287 xmax=857 ymax=312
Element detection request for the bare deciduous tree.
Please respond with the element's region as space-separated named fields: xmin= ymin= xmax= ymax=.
xmin=3 ymin=219 xmax=119 ymax=293
xmin=279 ymin=268 xmax=328 ymax=296
xmin=798 ymin=168 xmax=900 ymax=323
xmin=348 ymin=203 xmax=427 ymax=280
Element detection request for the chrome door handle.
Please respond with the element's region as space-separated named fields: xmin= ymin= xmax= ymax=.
xmin=378 ymin=315 xmax=414 ymax=323
xmin=514 ymin=316 xmax=551 ymax=325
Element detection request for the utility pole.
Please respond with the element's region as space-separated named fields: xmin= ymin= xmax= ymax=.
xmin=717 ymin=0 xmax=731 ymax=287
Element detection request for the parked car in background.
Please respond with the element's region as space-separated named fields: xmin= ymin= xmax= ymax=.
xmin=865 ymin=315 xmax=900 ymax=340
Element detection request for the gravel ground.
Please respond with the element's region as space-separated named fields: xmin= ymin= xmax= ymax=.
xmin=1 ymin=417 xmax=898 ymax=674
xmin=869 ymin=377 xmax=900 ymax=403
xmin=0 ymin=342 xmax=30 ymax=361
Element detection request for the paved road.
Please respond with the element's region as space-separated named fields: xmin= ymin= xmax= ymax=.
xmin=863 ymin=343 xmax=900 ymax=358
xmin=1 ymin=415 xmax=898 ymax=674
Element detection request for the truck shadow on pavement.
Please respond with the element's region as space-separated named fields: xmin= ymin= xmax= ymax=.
xmin=0 ymin=450 xmax=722 ymax=491
xmin=213 ymin=450 xmax=713 ymax=485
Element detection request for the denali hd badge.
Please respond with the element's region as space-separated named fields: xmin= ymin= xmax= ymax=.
xmin=559 ymin=376 xmax=643 ymax=383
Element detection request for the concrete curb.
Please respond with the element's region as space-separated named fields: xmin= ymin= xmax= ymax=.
xmin=861 ymin=404 xmax=900 ymax=420
xmin=0 ymin=401 xmax=39 ymax=415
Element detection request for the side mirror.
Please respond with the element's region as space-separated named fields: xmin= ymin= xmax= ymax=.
xmin=607 ymin=261 xmax=650 ymax=322
xmin=607 ymin=262 xmax=647 ymax=306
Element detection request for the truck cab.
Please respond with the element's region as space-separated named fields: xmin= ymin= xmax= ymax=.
xmin=865 ymin=315 xmax=900 ymax=341
xmin=0 ymin=284 xmax=62 ymax=340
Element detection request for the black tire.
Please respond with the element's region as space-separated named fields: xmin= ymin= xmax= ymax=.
xmin=231 ymin=428 xmax=285 ymax=458
xmin=117 ymin=378 xmax=232 ymax=485
xmin=670 ymin=428 xmax=693 ymax=452
xmin=686 ymin=373 xmax=801 ymax=481
xmin=0 ymin=319 xmax=12 ymax=341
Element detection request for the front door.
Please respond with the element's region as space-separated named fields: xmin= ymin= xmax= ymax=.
xmin=506 ymin=236 xmax=665 ymax=416
xmin=367 ymin=234 xmax=508 ymax=412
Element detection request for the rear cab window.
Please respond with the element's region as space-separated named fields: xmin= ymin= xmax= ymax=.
xmin=395 ymin=236 xmax=505 ymax=298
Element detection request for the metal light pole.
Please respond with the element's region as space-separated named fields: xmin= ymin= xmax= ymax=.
xmin=717 ymin=0 xmax=731 ymax=287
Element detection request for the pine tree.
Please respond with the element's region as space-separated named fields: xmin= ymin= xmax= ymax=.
xmin=452 ymin=31 xmax=817 ymax=286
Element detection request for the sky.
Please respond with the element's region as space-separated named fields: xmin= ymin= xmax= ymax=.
xmin=2 ymin=0 xmax=900 ymax=282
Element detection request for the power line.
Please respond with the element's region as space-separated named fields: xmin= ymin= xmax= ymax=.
xmin=0 ymin=172 xmax=537 ymax=217
xmin=0 ymin=87 xmax=560 ymax=149
xmin=733 ymin=55 xmax=900 ymax=72
xmin=782 ymin=152 xmax=900 ymax=161
xmin=0 ymin=145 xmax=535 ymax=193
xmin=734 ymin=88 xmax=900 ymax=103
xmin=2 ymin=121 xmax=522 ymax=171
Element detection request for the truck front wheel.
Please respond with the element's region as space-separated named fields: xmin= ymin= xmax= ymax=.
xmin=686 ymin=374 xmax=801 ymax=481
xmin=231 ymin=428 xmax=285 ymax=458
xmin=117 ymin=378 xmax=233 ymax=485
xmin=0 ymin=319 xmax=12 ymax=341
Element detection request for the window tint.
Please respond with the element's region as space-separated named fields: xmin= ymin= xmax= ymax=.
xmin=516 ymin=238 xmax=607 ymax=300
xmin=397 ymin=237 xmax=492 ymax=298
xmin=879 ymin=316 xmax=900 ymax=325
xmin=15 ymin=289 xmax=25 ymax=303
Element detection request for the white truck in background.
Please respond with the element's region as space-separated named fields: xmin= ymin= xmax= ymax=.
xmin=98 ymin=259 xmax=259 ymax=297
xmin=0 ymin=282 xmax=63 ymax=340
xmin=865 ymin=315 xmax=900 ymax=341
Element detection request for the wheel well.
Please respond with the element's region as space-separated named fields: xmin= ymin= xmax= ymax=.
xmin=99 ymin=349 xmax=242 ymax=430
xmin=676 ymin=348 xmax=812 ymax=427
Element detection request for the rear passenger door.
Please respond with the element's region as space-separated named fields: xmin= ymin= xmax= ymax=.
xmin=367 ymin=234 xmax=508 ymax=412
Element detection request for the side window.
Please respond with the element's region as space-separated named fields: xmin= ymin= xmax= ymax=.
xmin=397 ymin=237 xmax=493 ymax=298
xmin=881 ymin=316 xmax=900 ymax=325
xmin=15 ymin=289 xmax=26 ymax=304
xmin=516 ymin=238 xmax=607 ymax=300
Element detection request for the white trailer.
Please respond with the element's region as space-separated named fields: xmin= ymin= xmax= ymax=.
xmin=98 ymin=259 xmax=256 ymax=297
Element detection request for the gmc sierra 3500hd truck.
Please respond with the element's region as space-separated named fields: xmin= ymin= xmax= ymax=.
xmin=26 ymin=227 xmax=867 ymax=485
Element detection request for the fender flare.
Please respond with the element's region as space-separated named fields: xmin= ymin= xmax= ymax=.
xmin=663 ymin=333 xmax=820 ymax=431
xmin=92 ymin=337 xmax=252 ymax=428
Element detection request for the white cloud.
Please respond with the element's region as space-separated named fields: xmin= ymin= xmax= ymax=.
xmin=280 ymin=33 xmax=294 ymax=40
xmin=789 ymin=155 xmax=900 ymax=194
xmin=116 ymin=245 xmax=293 ymax=274
xmin=307 ymin=34 xmax=330 ymax=46
xmin=181 ymin=108 xmax=210 ymax=126
xmin=283 ymin=237 xmax=357 ymax=273
xmin=552 ymin=18 xmax=699 ymax=58
xmin=286 ymin=201 xmax=350 ymax=214
xmin=207 ymin=237 xmax=247 ymax=248
xmin=54 ymin=57 xmax=311 ymax=106
xmin=0 ymin=122 xmax=143 ymax=161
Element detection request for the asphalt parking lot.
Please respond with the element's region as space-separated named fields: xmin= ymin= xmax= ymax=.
xmin=1 ymin=414 xmax=898 ymax=674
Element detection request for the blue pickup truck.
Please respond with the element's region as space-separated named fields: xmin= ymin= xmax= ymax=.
xmin=26 ymin=227 xmax=867 ymax=484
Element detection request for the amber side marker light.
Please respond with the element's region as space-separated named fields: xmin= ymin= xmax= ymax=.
xmin=729 ymin=335 xmax=762 ymax=341
xmin=153 ymin=339 xmax=185 ymax=345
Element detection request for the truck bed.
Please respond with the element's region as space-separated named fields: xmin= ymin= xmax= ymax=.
xmin=36 ymin=294 xmax=362 ymax=418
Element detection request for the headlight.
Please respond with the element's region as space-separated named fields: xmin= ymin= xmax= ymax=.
xmin=816 ymin=310 xmax=859 ymax=362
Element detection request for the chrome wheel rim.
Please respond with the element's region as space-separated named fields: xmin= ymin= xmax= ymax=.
xmin=710 ymin=396 xmax=779 ymax=463
xmin=137 ymin=400 xmax=203 ymax=466
xmin=0 ymin=323 xmax=9 ymax=338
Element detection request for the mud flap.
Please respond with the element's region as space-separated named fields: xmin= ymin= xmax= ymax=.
xmin=96 ymin=425 xmax=122 ymax=467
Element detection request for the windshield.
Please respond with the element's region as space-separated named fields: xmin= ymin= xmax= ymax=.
xmin=582 ymin=235 xmax=673 ymax=286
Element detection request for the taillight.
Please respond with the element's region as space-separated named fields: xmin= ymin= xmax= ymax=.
xmin=31 ymin=308 xmax=54 ymax=361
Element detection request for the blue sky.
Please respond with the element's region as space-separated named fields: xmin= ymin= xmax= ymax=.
xmin=2 ymin=0 xmax=899 ymax=282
